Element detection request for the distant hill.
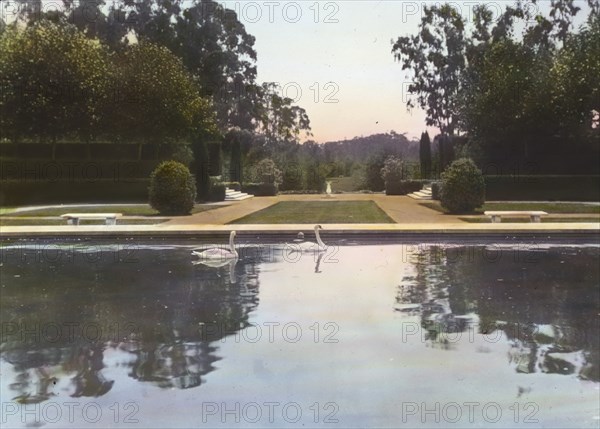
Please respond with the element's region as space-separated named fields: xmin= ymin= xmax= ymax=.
xmin=320 ymin=132 xmax=419 ymax=162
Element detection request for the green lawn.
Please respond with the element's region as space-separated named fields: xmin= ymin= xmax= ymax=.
xmin=421 ymin=201 xmax=600 ymax=214
xmin=0 ymin=207 xmax=16 ymax=215
xmin=484 ymin=202 xmax=600 ymax=214
xmin=0 ymin=218 xmax=167 ymax=226
xmin=0 ymin=204 xmax=225 ymax=217
xmin=230 ymin=201 xmax=394 ymax=224
xmin=459 ymin=216 xmax=600 ymax=223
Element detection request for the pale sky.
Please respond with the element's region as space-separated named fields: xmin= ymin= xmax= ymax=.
xmin=228 ymin=0 xmax=591 ymax=143
xmin=2 ymin=0 xmax=591 ymax=143
xmin=235 ymin=0 xmax=433 ymax=142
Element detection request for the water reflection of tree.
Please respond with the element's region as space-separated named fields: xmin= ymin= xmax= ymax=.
xmin=396 ymin=246 xmax=477 ymax=349
xmin=397 ymin=245 xmax=599 ymax=380
xmin=1 ymin=245 xmax=263 ymax=404
xmin=127 ymin=260 xmax=260 ymax=389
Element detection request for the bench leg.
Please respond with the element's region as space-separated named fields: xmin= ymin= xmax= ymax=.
xmin=106 ymin=218 xmax=116 ymax=225
xmin=491 ymin=216 xmax=501 ymax=223
xmin=531 ymin=215 xmax=540 ymax=223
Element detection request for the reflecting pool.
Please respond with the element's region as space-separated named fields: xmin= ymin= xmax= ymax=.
xmin=1 ymin=240 xmax=598 ymax=428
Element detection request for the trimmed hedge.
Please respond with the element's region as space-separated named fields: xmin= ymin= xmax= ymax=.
xmin=0 ymin=142 xmax=185 ymax=160
xmin=223 ymin=181 xmax=241 ymax=191
xmin=485 ymin=175 xmax=600 ymax=201
xmin=279 ymin=190 xmax=322 ymax=195
xmin=1 ymin=158 xmax=160 ymax=180
xmin=0 ymin=179 xmax=149 ymax=205
xmin=431 ymin=181 xmax=442 ymax=200
xmin=385 ymin=180 xmax=423 ymax=195
xmin=208 ymin=182 xmax=226 ymax=202
xmin=242 ymin=183 xmax=278 ymax=196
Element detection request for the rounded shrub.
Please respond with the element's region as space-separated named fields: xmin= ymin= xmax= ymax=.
xmin=149 ymin=160 xmax=196 ymax=215
xmin=440 ymin=158 xmax=485 ymax=213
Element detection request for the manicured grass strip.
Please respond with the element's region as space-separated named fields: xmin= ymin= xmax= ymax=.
xmin=419 ymin=201 xmax=481 ymax=214
xmin=484 ymin=202 xmax=600 ymax=214
xmin=1 ymin=204 xmax=226 ymax=217
xmin=0 ymin=218 xmax=168 ymax=226
xmin=0 ymin=207 xmax=17 ymax=215
xmin=420 ymin=201 xmax=600 ymax=215
xmin=459 ymin=216 xmax=600 ymax=223
xmin=230 ymin=201 xmax=395 ymax=224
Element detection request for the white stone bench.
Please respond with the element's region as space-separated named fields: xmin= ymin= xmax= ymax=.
xmin=484 ymin=211 xmax=548 ymax=223
xmin=61 ymin=213 xmax=122 ymax=225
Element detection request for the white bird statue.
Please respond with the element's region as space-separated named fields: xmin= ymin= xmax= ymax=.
xmin=192 ymin=231 xmax=238 ymax=265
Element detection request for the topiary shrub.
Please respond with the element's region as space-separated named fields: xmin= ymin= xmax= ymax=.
xmin=148 ymin=160 xmax=196 ymax=215
xmin=440 ymin=158 xmax=485 ymax=213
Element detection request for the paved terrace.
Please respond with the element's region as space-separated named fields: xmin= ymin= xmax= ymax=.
xmin=1 ymin=195 xmax=598 ymax=238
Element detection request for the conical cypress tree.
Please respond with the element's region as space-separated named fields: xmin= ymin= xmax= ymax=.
xmin=419 ymin=131 xmax=432 ymax=179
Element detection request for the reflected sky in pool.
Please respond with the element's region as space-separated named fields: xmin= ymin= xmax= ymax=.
xmin=1 ymin=241 xmax=598 ymax=428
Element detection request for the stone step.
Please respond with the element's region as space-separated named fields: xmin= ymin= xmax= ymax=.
xmin=225 ymin=194 xmax=254 ymax=201
xmin=407 ymin=195 xmax=432 ymax=200
xmin=224 ymin=188 xmax=253 ymax=201
xmin=407 ymin=191 xmax=432 ymax=200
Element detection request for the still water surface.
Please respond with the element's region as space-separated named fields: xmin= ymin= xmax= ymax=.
xmin=1 ymin=241 xmax=598 ymax=428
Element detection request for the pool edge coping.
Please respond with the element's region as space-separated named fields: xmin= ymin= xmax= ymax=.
xmin=1 ymin=222 xmax=599 ymax=239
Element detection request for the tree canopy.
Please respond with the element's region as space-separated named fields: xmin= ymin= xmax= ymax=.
xmin=257 ymin=83 xmax=312 ymax=145
xmin=0 ymin=21 xmax=112 ymax=142
xmin=111 ymin=42 xmax=216 ymax=144
xmin=392 ymin=4 xmax=466 ymax=136
xmin=0 ymin=20 xmax=215 ymax=145
xmin=394 ymin=1 xmax=600 ymax=173
xmin=122 ymin=0 xmax=260 ymax=131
